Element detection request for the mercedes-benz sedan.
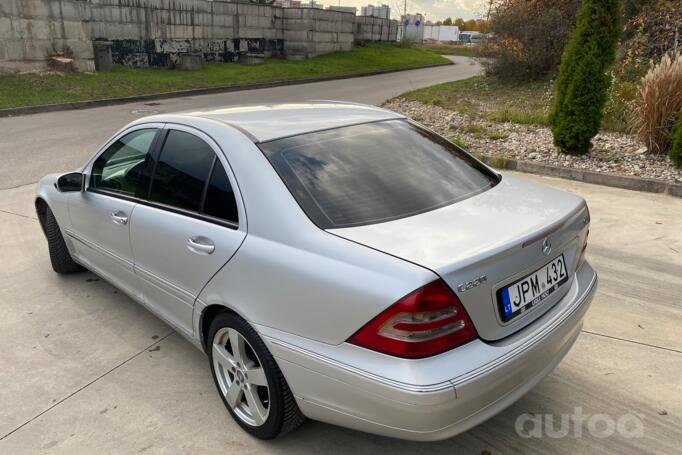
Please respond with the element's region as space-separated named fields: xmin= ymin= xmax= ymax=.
xmin=35 ymin=102 xmax=597 ymax=441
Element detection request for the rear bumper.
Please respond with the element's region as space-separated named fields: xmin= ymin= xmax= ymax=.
xmin=263 ymin=262 xmax=598 ymax=441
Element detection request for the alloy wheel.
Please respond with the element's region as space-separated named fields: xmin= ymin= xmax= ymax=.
xmin=212 ymin=327 xmax=270 ymax=426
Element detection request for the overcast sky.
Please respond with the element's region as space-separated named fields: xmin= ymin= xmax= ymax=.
xmin=335 ymin=0 xmax=487 ymax=21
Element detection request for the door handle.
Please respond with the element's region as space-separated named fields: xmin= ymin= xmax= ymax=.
xmin=187 ymin=236 xmax=215 ymax=255
xmin=111 ymin=210 xmax=128 ymax=225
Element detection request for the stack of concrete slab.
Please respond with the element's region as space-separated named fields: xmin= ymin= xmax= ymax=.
xmin=0 ymin=0 xmax=398 ymax=73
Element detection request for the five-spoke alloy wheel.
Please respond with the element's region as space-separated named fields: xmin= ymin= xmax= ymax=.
xmin=208 ymin=312 xmax=305 ymax=439
xmin=212 ymin=327 xmax=270 ymax=426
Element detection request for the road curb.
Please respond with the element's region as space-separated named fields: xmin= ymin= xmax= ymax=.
xmin=476 ymin=154 xmax=682 ymax=198
xmin=0 ymin=62 xmax=452 ymax=118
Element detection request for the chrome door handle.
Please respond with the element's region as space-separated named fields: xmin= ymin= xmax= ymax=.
xmin=187 ymin=236 xmax=215 ymax=255
xmin=111 ymin=211 xmax=128 ymax=225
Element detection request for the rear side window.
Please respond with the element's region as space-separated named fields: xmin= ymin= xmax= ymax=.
xmin=149 ymin=130 xmax=215 ymax=212
xmin=203 ymin=161 xmax=239 ymax=223
xmin=259 ymin=120 xmax=498 ymax=229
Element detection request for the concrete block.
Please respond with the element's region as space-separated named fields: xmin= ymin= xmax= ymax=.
xmin=283 ymin=8 xmax=302 ymax=19
xmin=312 ymin=32 xmax=334 ymax=42
xmin=75 ymin=58 xmax=96 ymax=72
xmin=262 ymin=28 xmax=280 ymax=40
xmin=283 ymin=30 xmax=310 ymax=41
xmin=239 ymin=27 xmax=265 ymax=39
xmin=63 ymin=20 xmax=87 ymax=40
xmin=0 ymin=41 xmax=6 ymax=61
xmin=0 ymin=17 xmax=12 ymax=40
xmin=285 ymin=19 xmax=313 ymax=31
xmin=57 ymin=1 xmax=90 ymax=21
xmin=211 ymin=2 xmax=238 ymax=16
xmin=64 ymin=39 xmax=94 ymax=59
xmin=178 ymin=53 xmax=203 ymax=70
xmin=18 ymin=0 xmax=52 ymax=19
xmin=0 ymin=0 xmax=21 ymax=17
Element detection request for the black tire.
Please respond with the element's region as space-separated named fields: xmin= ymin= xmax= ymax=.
xmin=208 ymin=312 xmax=305 ymax=439
xmin=44 ymin=206 xmax=82 ymax=274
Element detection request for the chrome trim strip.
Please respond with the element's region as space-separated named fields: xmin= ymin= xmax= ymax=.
xmin=134 ymin=264 xmax=195 ymax=304
xmin=270 ymin=269 xmax=597 ymax=394
xmin=64 ymin=229 xmax=133 ymax=268
xmin=269 ymin=337 xmax=453 ymax=393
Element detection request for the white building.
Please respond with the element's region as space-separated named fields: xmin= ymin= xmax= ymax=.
xmin=327 ymin=5 xmax=357 ymax=14
xmin=300 ymin=1 xmax=324 ymax=9
xmin=423 ymin=25 xmax=460 ymax=43
xmin=360 ymin=4 xmax=390 ymax=19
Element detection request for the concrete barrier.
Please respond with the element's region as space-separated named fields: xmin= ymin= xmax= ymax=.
xmin=0 ymin=0 xmax=398 ymax=73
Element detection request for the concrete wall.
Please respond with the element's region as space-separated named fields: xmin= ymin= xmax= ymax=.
xmin=0 ymin=0 xmax=398 ymax=73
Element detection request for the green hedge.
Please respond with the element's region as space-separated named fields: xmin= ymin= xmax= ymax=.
xmin=550 ymin=0 xmax=622 ymax=155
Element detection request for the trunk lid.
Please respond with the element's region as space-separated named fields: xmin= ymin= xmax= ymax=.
xmin=328 ymin=174 xmax=590 ymax=341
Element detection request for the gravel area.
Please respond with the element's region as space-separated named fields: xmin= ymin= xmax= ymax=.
xmin=383 ymin=98 xmax=682 ymax=184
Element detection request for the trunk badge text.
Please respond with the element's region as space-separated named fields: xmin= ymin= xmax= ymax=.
xmin=457 ymin=276 xmax=488 ymax=293
xmin=542 ymin=238 xmax=552 ymax=256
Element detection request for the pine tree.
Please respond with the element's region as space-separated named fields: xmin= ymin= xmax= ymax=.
xmin=550 ymin=0 xmax=622 ymax=154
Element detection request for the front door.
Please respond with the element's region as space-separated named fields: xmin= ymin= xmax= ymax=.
xmin=67 ymin=126 xmax=160 ymax=297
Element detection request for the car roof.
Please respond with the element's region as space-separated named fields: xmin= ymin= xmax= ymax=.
xmin=160 ymin=101 xmax=405 ymax=143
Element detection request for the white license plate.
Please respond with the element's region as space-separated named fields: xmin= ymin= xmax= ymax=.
xmin=498 ymin=254 xmax=568 ymax=322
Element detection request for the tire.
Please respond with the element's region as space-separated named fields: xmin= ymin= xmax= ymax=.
xmin=44 ymin=206 xmax=82 ymax=274
xmin=208 ymin=312 xmax=305 ymax=439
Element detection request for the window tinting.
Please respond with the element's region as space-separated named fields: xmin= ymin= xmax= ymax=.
xmin=203 ymin=162 xmax=238 ymax=223
xmin=259 ymin=120 xmax=499 ymax=229
xmin=90 ymin=129 xmax=157 ymax=197
xmin=149 ymin=130 xmax=215 ymax=212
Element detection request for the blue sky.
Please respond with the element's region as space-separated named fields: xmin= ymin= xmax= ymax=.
xmin=336 ymin=0 xmax=486 ymax=21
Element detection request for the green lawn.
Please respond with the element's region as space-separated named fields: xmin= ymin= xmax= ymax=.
xmin=0 ymin=43 xmax=449 ymax=109
xmin=399 ymin=75 xmax=630 ymax=132
xmin=419 ymin=43 xmax=477 ymax=58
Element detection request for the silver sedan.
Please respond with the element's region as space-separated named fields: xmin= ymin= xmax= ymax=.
xmin=35 ymin=102 xmax=597 ymax=441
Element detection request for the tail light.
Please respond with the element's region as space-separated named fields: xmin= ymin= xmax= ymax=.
xmin=348 ymin=279 xmax=478 ymax=359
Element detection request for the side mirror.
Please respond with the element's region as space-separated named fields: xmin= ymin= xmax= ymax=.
xmin=56 ymin=172 xmax=84 ymax=192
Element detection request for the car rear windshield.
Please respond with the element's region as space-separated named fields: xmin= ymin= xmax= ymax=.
xmin=258 ymin=119 xmax=499 ymax=229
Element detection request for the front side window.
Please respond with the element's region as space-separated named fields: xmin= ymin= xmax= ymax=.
xmin=149 ymin=130 xmax=215 ymax=212
xmin=259 ymin=120 xmax=499 ymax=229
xmin=90 ymin=129 xmax=157 ymax=197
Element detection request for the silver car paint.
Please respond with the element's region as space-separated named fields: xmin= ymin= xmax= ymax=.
xmin=330 ymin=174 xmax=590 ymax=341
xmin=35 ymin=102 xmax=597 ymax=441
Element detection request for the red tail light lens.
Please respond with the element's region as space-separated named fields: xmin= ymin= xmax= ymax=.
xmin=348 ymin=279 xmax=478 ymax=359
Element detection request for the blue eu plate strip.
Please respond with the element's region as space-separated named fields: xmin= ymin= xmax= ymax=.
xmin=502 ymin=288 xmax=512 ymax=317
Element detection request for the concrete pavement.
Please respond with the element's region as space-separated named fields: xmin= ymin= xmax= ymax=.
xmin=1 ymin=60 xmax=681 ymax=453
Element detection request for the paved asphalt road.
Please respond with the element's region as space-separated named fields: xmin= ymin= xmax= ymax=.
xmin=0 ymin=56 xmax=481 ymax=190
xmin=1 ymin=58 xmax=681 ymax=454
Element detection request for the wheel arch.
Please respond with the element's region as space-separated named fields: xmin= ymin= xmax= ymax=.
xmin=35 ymin=197 xmax=48 ymax=235
xmin=200 ymin=304 xmax=241 ymax=353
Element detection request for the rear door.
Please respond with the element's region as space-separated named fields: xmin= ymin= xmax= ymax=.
xmin=129 ymin=125 xmax=246 ymax=337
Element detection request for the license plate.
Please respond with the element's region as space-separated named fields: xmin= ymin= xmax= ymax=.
xmin=497 ymin=254 xmax=568 ymax=322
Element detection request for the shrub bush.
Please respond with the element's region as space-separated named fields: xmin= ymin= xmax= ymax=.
xmin=480 ymin=0 xmax=580 ymax=80
xmin=550 ymin=0 xmax=622 ymax=155
xmin=670 ymin=116 xmax=682 ymax=168
xmin=631 ymin=51 xmax=682 ymax=154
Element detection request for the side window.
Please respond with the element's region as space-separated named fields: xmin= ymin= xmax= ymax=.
xmin=149 ymin=130 xmax=215 ymax=212
xmin=203 ymin=161 xmax=239 ymax=223
xmin=90 ymin=129 xmax=157 ymax=197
